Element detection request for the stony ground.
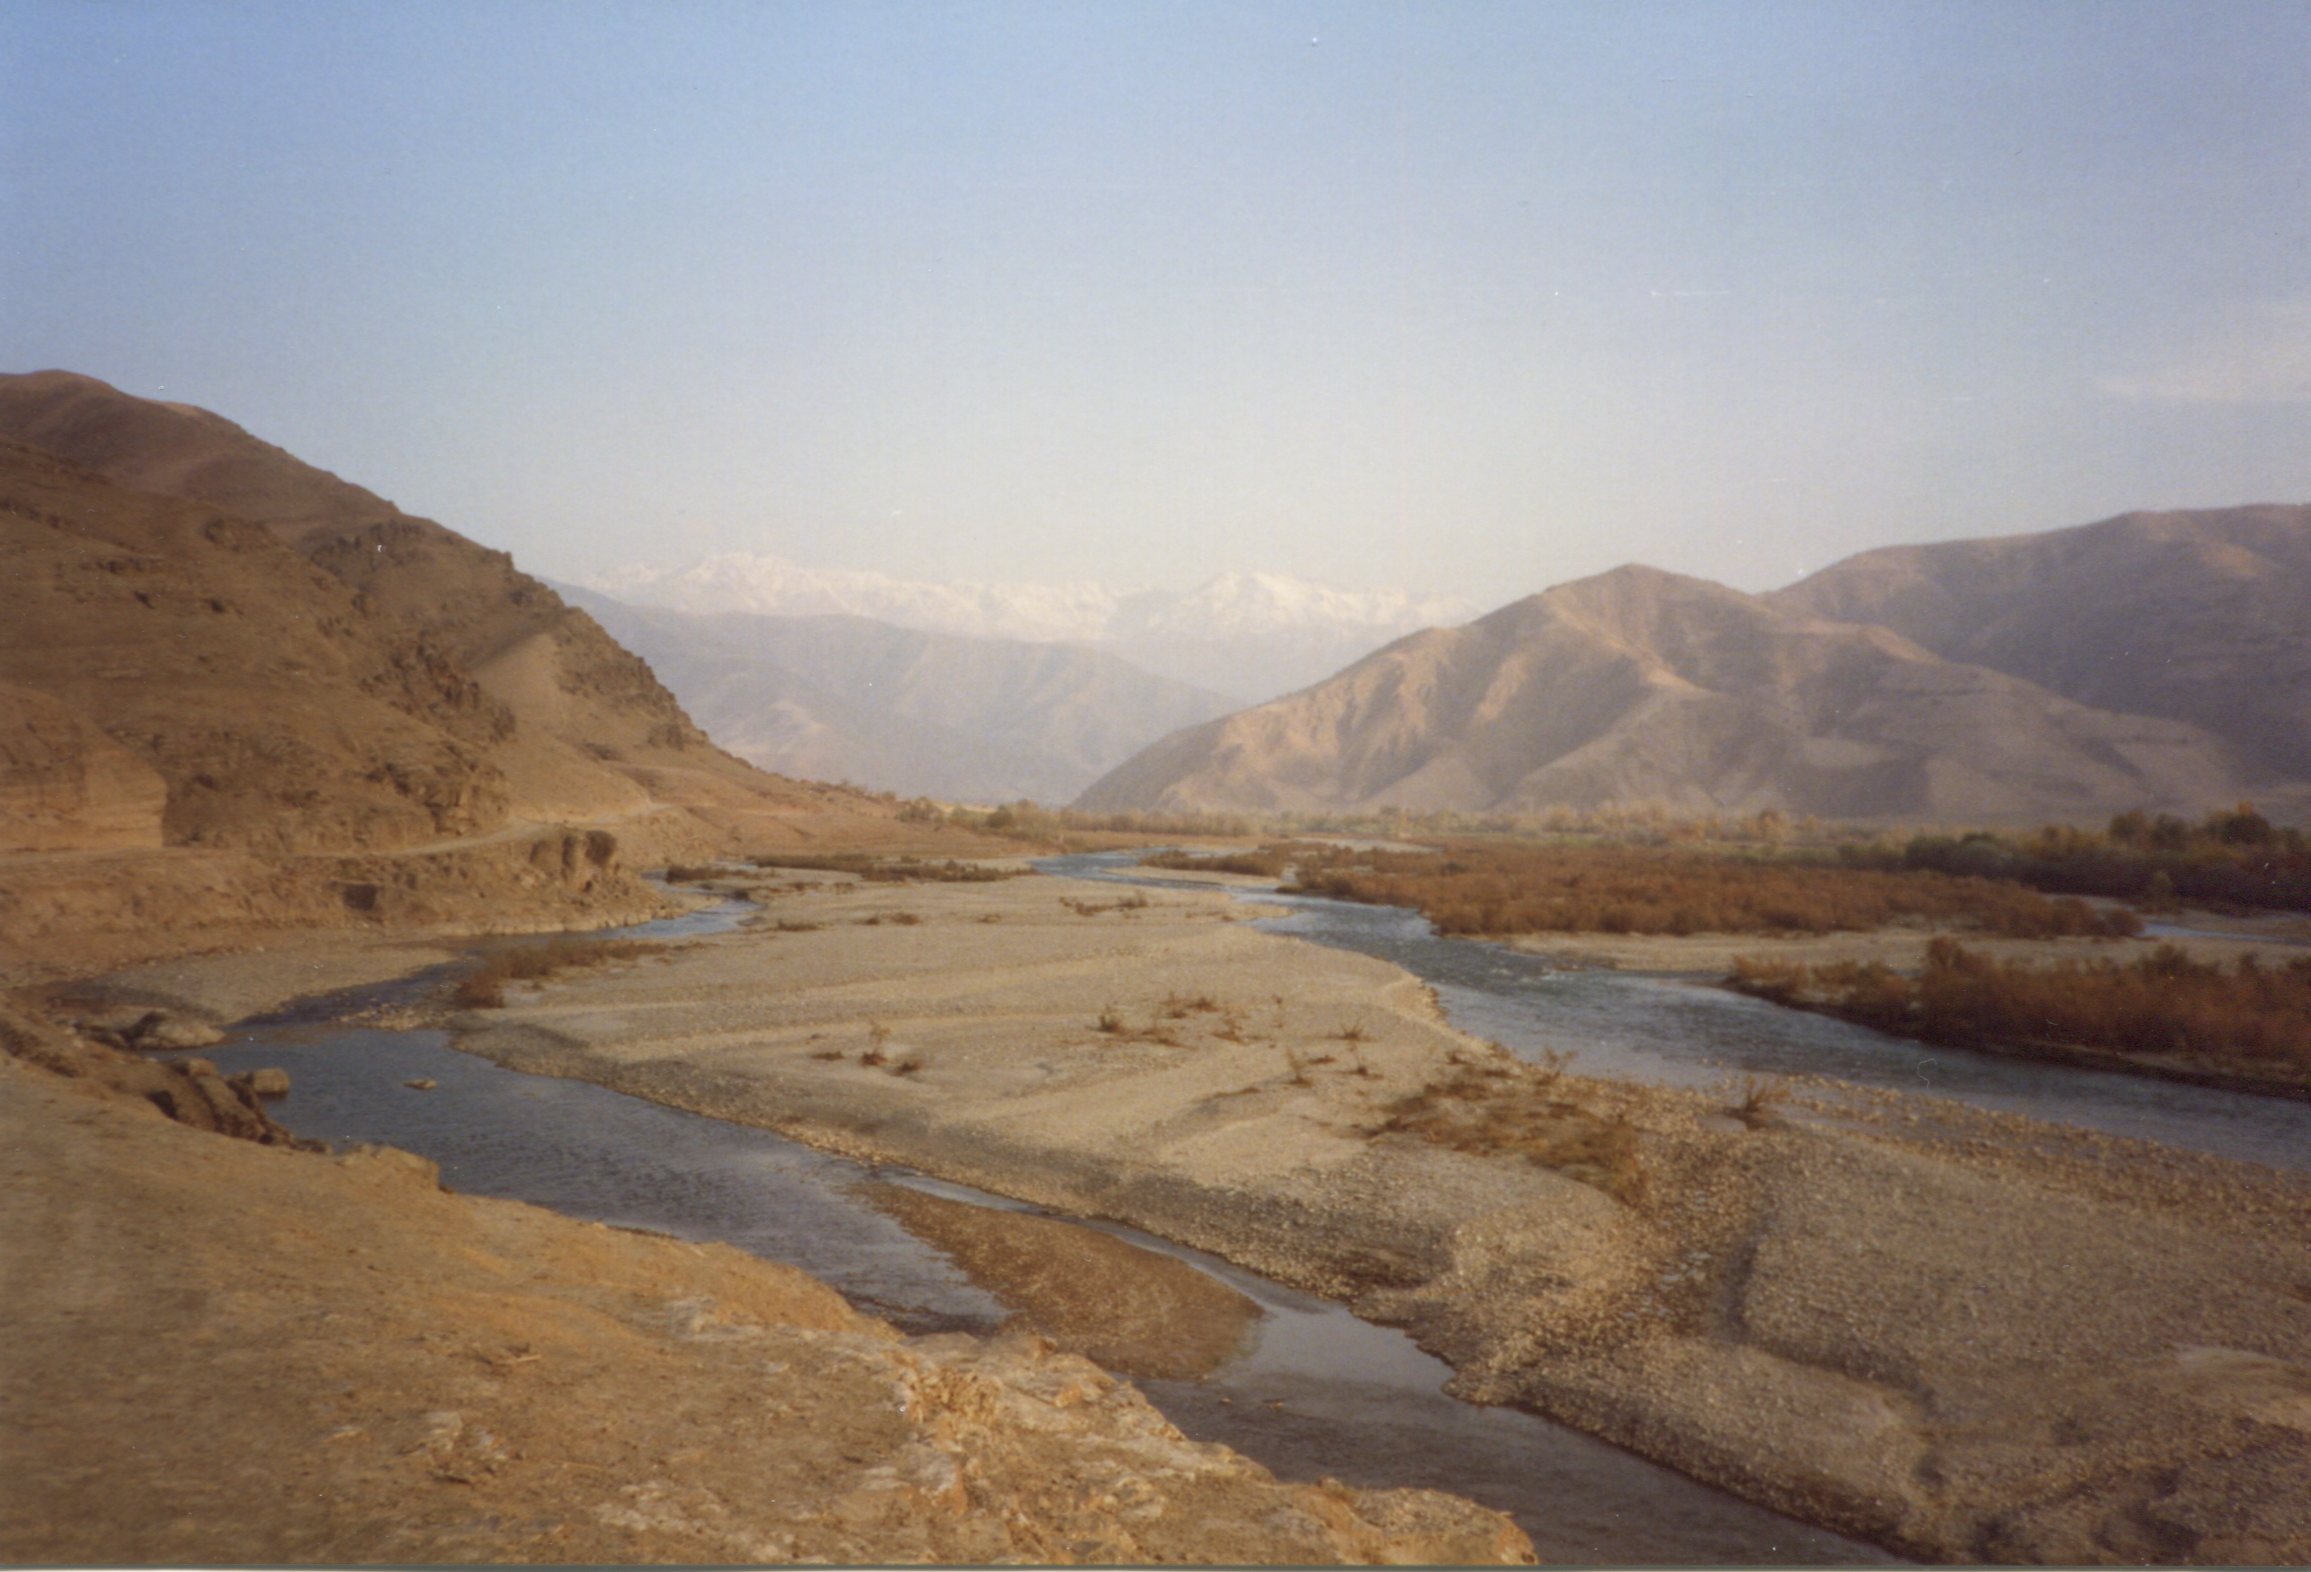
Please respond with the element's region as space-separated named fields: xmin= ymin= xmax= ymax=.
xmin=444 ymin=866 xmax=2311 ymax=1564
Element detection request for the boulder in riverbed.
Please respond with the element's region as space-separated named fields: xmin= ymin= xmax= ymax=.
xmin=235 ymin=1067 xmax=291 ymax=1099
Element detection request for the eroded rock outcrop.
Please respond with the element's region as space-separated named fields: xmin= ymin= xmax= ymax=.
xmin=0 ymin=1001 xmax=299 ymax=1146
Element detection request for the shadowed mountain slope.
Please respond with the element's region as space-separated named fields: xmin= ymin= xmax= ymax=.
xmin=565 ymin=589 xmax=1237 ymax=803
xmin=0 ymin=370 xmax=813 ymax=833
xmin=0 ymin=373 xmax=948 ymax=974
xmin=1078 ymin=564 xmax=2262 ymax=822
xmin=1774 ymin=505 xmax=2311 ymax=780
xmin=0 ymin=438 xmax=511 ymax=854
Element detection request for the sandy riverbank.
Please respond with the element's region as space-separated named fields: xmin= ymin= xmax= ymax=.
xmin=451 ymin=866 xmax=2311 ymax=1564
xmin=0 ymin=1006 xmax=1529 ymax=1564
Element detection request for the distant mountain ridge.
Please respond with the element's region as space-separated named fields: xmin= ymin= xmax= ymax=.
xmin=586 ymin=553 xmax=1473 ymax=701
xmin=561 ymin=588 xmax=1237 ymax=804
xmin=1774 ymin=505 xmax=2311 ymax=780
xmin=1079 ymin=514 xmax=2311 ymax=824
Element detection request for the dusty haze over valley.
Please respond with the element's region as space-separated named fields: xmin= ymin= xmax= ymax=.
xmin=6 ymin=4 xmax=2311 ymax=1568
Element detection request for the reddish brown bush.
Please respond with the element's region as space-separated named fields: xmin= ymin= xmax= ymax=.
xmin=1286 ymin=841 xmax=2140 ymax=940
xmin=449 ymin=938 xmax=665 ymax=1010
xmin=1141 ymin=846 xmax=1293 ymax=878
xmin=1729 ymin=940 xmax=2311 ymax=1081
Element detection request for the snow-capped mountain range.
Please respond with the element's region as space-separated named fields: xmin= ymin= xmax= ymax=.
xmin=583 ymin=554 xmax=1475 ymax=700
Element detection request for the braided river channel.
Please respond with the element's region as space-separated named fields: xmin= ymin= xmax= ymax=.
xmin=199 ymin=865 xmax=2255 ymax=1563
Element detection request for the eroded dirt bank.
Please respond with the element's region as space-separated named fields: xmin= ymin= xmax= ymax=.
xmin=453 ymin=868 xmax=2311 ymax=1564
xmin=0 ymin=1018 xmax=1530 ymax=1565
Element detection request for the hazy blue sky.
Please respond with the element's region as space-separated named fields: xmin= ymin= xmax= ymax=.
xmin=6 ymin=1 xmax=2309 ymax=604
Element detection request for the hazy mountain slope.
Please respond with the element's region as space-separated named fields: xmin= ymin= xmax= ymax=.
xmin=590 ymin=553 xmax=1471 ymax=701
xmin=0 ymin=438 xmax=512 ymax=854
xmin=566 ymin=589 xmax=1237 ymax=803
xmin=1103 ymin=572 xmax=1473 ymax=701
xmin=1774 ymin=505 xmax=2311 ymax=779
xmin=0 ymin=371 xmax=790 ymax=829
xmin=1078 ymin=565 xmax=2259 ymax=822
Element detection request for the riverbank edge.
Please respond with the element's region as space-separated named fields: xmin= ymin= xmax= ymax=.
xmin=56 ymin=873 xmax=2311 ymax=1565
xmin=37 ymin=895 xmax=1912 ymax=1555
xmin=1 ymin=950 xmax=1539 ymax=1565
xmin=1142 ymin=865 xmax=2311 ymax=1106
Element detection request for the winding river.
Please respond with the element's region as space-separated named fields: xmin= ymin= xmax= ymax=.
xmin=178 ymin=890 xmax=1894 ymax=1565
xmin=173 ymin=855 xmax=2311 ymax=1561
xmin=1039 ymin=851 xmax=2311 ymax=1173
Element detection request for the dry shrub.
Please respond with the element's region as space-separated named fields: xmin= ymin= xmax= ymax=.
xmin=451 ymin=972 xmax=504 ymax=1010
xmin=1725 ymin=1074 xmax=1789 ymax=1129
xmin=751 ymin=853 xmax=1024 ymax=884
xmin=1063 ymin=892 xmax=1151 ymax=917
xmin=1383 ymin=1061 xmax=1644 ymax=1204
xmin=1863 ymin=810 xmax=2311 ymax=915
xmin=1092 ymin=1003 xmax=1183 ymax=1046
xmin=1141 ymin=845 xmax=1294 ymax=878
xmin=1287 ymin=840 xmax=2142 ymax=940
xmin=1731 ymin=939 xmax=2311 ymax=1081
xmin=451 ymin=938 xmax=665 ymax=1010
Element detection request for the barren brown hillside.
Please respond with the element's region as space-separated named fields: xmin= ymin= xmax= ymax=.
xmin=0 ymin=439 xmax=512 ymax=855
xmin=1774 ymin=504 xmax=2311 ymax=780
xmin=0 ymin=376 xmax=955 ymax=977
xmin=0 ymin=370 xmax=398 ymax=548
xmin=1078 ymin=564 xmax=2262 ymax=822
xmin=0 ymin=370 xmax=791 ymax=834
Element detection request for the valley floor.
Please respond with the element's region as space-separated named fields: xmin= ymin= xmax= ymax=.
xmin=441 ymin=867 xmax=2311 ymax=1564
xmin=0 ymin=975 xmax=1527 ymax=1565
xmin=10 ymin=864 xmax=2311 ymax=1564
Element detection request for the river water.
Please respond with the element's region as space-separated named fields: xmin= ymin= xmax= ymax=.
xmin=178 ymin=890 xmax=1893 ymax=1565
xmin=1039 ymin=852 xmax=2311 ymax=1173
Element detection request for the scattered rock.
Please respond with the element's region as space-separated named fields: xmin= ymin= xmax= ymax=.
xmin=70 ymin=1005 xmax=224 ymax=1052
xmin=132 ymin=1012 xmax=225 ymax=1051
xmin=236 ymin=1067 xmax=291 ymax=1099
xmin=334 ymin=1144 xmax=443 ymax=1189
